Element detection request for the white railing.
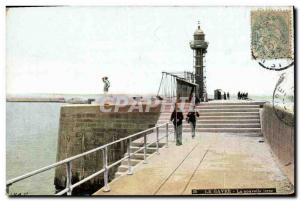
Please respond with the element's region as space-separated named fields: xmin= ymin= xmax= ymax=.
xmin=6 ymin=122 xmax=170 ymax=196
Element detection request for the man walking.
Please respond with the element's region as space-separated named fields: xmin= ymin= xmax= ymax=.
xmin=186 ymin=105 xmax=199 ymax=139
xmin=170 ymin=103 xmax=184 ymax=146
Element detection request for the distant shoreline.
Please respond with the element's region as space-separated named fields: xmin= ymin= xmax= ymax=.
xmin=6 ymin=94 xmax=280 ymax=103
xmin=6 ymin=97 xmax=66 ymax=103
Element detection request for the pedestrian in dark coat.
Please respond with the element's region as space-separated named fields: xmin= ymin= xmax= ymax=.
xmin=186 ymin=105 xmax=199 ymax=138
xmin=170 ymin=103 xmax=184 ymax=145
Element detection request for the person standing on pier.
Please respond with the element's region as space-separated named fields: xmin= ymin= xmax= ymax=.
xmin=170 ymin=103 xmax=184 ymax=146
xmin=186 ymin=105 xmax=199 ymax=139
xmin=227 ymin=92 xmax=230 ymax=100
xmin=102 ymin=76 xmax=110 ymax=97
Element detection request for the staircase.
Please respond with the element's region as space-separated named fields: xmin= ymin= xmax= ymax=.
xmin=114 ymin=100 xmax=180 ymax=178
xmin=157 ymin=101 xmax=264 ymax=133
xmin=114 ymin=140 xmax=165 ymax=178
xmin=196 ymin=101 xmax=264 ymax=133
xmin=114 ymin=100 xmax=265 ymax=179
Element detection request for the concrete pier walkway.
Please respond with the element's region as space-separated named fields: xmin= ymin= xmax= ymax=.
xmin=94 ymin=132 xmax=293 ymax=195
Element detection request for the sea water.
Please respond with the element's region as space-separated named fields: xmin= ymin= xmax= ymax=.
xmin=6 ymin=102 xmax=64 ymax=195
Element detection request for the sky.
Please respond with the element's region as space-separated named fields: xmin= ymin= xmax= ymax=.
xmin=6 ymin=6 xmax=294 ymax=96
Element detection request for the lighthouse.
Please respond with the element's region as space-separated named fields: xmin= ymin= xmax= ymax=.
xmin=190 ymin=22 xmax=208 ymax=102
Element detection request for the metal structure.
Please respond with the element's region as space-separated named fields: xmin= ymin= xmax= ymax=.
xmin=157 ymin=71 xmax=198 ymax=102
xmin=166 ymin=71 xmax=195 ymax=83
xmin=6 ymin=123 xmax=170 ymax=196
xmin=190 ymin=22 xmax=208 ymax=102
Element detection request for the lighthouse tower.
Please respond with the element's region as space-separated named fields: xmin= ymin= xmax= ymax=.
xmin=190 ymin=22 xmax=208 ymax=102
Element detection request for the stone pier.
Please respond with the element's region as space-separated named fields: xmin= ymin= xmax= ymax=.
xmin=54 ymin=104 xmax=161 ymax=194
xmin=93 ymin=101 xmax=294 ymax=196
xmin=94 ymin=132 xmax=293 ymax=195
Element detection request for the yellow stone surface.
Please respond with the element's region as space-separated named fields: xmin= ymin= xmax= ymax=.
xmin=94 ymin=133 xmax=293 ymax=196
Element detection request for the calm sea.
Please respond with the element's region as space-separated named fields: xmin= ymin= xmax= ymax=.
xmin=6 ymin=102 xmax=65 ymax=195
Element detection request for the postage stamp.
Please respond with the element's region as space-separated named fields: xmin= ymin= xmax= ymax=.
xmin=251 ymin=9 xmax=293 ymax=60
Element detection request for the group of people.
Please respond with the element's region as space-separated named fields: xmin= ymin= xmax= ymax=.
xmin=170 ymin=103 xmax=199 ymax=146
xmin=237 ymin=92 xmax=248 ymax=100
xmin=215 ymin=90 xmax=230 ymax=100
xmin=224 ymin=92 xmax=230 ymax=100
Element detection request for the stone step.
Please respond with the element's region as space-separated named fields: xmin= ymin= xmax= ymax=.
xmin=157 ymin=119 xmax=260 ymax=124
xmin=198 ymin=116 xmax=260 ymax=120
xmin=197 ymin=108 xmax=259 ymax=112
xmin=131 ymin=153 xmax=150 ymax=160
xmin=161 ymin=103 xmax=262 ymax=108
xmin=198 ymin=123 xmax=261 ymax=128
xmin=130 ymin=146 xmax=157 ymax=154
xmin=196 ymin=128 xmax=261 ymax=133
xmin=114 ymin=172 xmax=124 ymax=178
xmin=198 ymin=101 xmax=265 ymax=106
xmin=167 ymin=127 xmax=261 ymax=132
xmin=158 ymin=116 xmax=260 ymax=121
xmin=156 ymin=121 xmax=170 ymax=124
xmin=157 ymin=117 xmax=171 ymax=121
xmin=115 ymin=146 xmax=158 ymax=179
xmin=160 ymin=108 xmax=260 ymax=113
xmin=196 ymin=105 xmax=260 ymax=109
xmin=156 ymin=122 xmax=189 ymax=125
xmin=159 ymin=111 xmax=189 ymax=114
xmin=157 ymin=123 xmax=261 ymax=128
xmin=159 ymin=113 xmax=188 ymax=117
xmin=158 ymin=124 xmax=189 ymax=129
xmin=159 ymin=113 xmax=259 ymax=119
xmin=121 ymin=158 xmax=143 ymax=166
xmin=198 ymin=118 xmax=260 ymax=122
xmin=161 ymin=105 xmax=192 ymax=109
xmin=199 ymin=112 xmax=259 ymax=116
xmin=114 ymin=128 xmax=168 ymax=179
xmin=131 ymin=141 xmax=165 ymax=147
xmin=159 ymin=111 xmax=260 ymax=116
xmin=165 ymin=124 xmax=260 ymax=131
xmin=117 ymin=165 xmax=129 ymax=172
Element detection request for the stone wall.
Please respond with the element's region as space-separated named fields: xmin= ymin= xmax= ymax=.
xmin=54 ymin=104 xmax=161 ymax=194
xmin=261 ymin=103 xmax=294 ymax=184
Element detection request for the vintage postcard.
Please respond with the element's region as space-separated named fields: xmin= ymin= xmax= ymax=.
xmin=5 ymin=6 xmax=295 ymax=196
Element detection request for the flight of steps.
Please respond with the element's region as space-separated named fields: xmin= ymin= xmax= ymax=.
xmin=114 ymin=101 xmax=176 ymax=178
xmin=196 ymin=102 xmax=264 ymax=133
xmin=114 ymin=140 xmax=165 ymax=178
xmin=157 ymin=101 xmax=264 ymax=133
xmin=114 ymin=101 xmax=265 ymax=179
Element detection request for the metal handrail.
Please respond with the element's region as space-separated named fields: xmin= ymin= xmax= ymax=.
xmin=6 ymin=122 xmax=170 ymax=196
xmin=162 ymin=71 xmax=198 ymax=86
